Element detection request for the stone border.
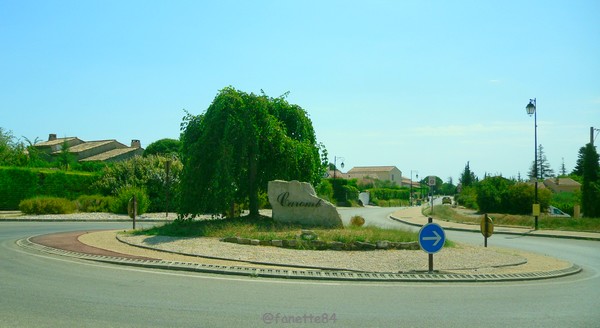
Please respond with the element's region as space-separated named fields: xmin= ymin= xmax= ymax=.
xmin=219 ymin=236 xmax=420 ymax=251
xmin=17 ymin=237 xmax=583 ymax=282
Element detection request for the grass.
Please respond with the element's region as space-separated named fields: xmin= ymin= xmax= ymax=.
xmin=132 ymin=215 xmax=422 ymax=246
xmin=426 ymin=205 xmax=600 ymax=232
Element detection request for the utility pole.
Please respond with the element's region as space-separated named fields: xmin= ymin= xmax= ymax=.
xmin=591 ymin=127 xmax=600 ymax=146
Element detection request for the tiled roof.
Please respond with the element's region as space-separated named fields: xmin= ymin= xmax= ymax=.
xmin=348 ymin=166 xmax=398 ymax=173
xmin=35 ymin=137 xmax=78 ymax=147
xmin=54 ymin=140 xmax=122 ymax=154
xmin=80 ymin=148 xmax=139 ymax=161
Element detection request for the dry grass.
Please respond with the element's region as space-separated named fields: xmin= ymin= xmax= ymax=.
xmin=429 ymin=205 xmax=600 ymax=232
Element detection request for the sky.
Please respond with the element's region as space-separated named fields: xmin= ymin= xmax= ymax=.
xmin=1 ymin=0 xmax=599 ymax=183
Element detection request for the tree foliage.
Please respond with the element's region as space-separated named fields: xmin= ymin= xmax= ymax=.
xmin=528 ymin=144 xmax=555 ymax=180
xmin=476 ymin=176 xmax=551 ymax=214
xmin=94 ymin=155 xmax=182 ymax=213
xmin=179 ymin=87 xmax=324 ymax=217
xmin=459 ymin=161 xmax=477 ymax=188
xmin=143 ymin=138 xmax=181 ymax=157
xmin=581 ymin=143 xmax=600 ymax=217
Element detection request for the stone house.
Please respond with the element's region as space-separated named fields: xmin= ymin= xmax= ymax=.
xmin=346 ymin=166 xmax=404 ymax=186
xmin=33 ymin=133 xmax=144 ymax=163
xmin=543 ymin=178 xmax=581 ymax=193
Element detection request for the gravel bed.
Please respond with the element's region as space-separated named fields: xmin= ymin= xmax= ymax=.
xmin=119 ymin=234 xmax=528 ymax=273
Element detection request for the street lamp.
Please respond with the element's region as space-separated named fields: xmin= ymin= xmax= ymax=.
xmin=333 ymin=156 xmax=345 ymax=179
xmin=410 ymin=170 xmax=418 ymax=206
xmin=526 ymin=98 xmax=539 ymax=230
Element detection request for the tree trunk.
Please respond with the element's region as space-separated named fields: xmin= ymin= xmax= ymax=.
xmin=248 ymin=149 xmax=259 ymax=217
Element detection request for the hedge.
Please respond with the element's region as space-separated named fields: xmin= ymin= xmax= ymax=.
xmin=0 ymin=166 xmax=100 ymax=210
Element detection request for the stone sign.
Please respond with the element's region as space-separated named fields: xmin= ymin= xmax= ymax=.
xmin=268 ymin=180 xmax=343 ymax=228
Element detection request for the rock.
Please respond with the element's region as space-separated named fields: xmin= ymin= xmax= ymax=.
xmin=271 ymin=240 xmax=283 ymax=247
xmin=327 ymin=241 xmax=344 ymax=250
xmin=356 ymin=242 xmax=376 ymax=250
xmin=309 ymin=240 xmax=327 ymax=249
xmin=283 ymin=239 xmax=298 ymax=248
xmin=222 ymin=237 xmax=239 ymax=243
xmin=300 ymin=230 xmax=318 ymax=241
xmin=238 ymin=238 xmax=251 ymax=245
xmin=376 ymin=240 xmax=390 ymax=249
xmin=397 ymin=242 xmax=419 ymax=250
xmin=268 ymin=180 xmax=343 ymax=228
xmin=250 ymin=239 xmax=260 ymax=246
xmin=259 ymin=240 xmax=271 ymax=246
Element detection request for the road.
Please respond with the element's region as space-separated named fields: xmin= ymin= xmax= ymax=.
xmin=1 ymin=209 xmax=599 ymax=327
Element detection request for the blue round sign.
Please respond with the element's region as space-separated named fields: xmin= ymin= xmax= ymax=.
xmin=418 ymin=223 xmax=446 ymax=254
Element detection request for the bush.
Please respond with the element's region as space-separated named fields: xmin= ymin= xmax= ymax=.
xmin=350 ymin=215 xmax=365 ymax=227
xmin=19 ymin=196 xmax=76 ymax=215
xmin=0 ymin=167 xmax=99 ymax=210
xmin=330 ymin=179 xmax=359 ymax=206
xmin=316 ymin=179 xmax=334 ymax=202
xmin=455 ymin=186 xmax=478 ymax=210
xmin=109 ymin=186 xmax=150 ymax=215
xmin=94 ymin=155 xmax=182 ymax=213
xmin=76 ymin=195 xmax=113 ymax=212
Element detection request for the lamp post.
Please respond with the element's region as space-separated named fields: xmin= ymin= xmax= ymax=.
xmin=333 ymin=156 xmax=345 ymax=179
xmin=526 ymin=98 xmax=539 ymax=230
xmin=410 ymin=170 xmax=418 ymax=206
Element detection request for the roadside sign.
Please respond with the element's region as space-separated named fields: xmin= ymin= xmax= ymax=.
xmin=532 ymin=204 xmax=541 ymax=216
xmin=418 ymin=223 xmax=446 ymax=254
xmin=480 ymin=215 xmax=494 ymax=238
xmin=428 ymin=176 xmax=436 ymax=186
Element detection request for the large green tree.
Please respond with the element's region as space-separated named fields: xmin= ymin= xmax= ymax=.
xmin=528 ymin=144 xmax=555 ymax=180
xmin=581 ymin=143 xmax=600 ymax=217
xmin=179 ymin=87 xmax=323 ymax=218
xmin=143 ymin=138 xmax=181 ymax=157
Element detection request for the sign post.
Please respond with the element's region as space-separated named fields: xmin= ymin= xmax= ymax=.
xmin=480 ymin=214 xmax=494 ymax=247
xmin=428 ymin=176 xmax=436 ymax=214
xmin=418 ymin=217 xmax=446 ymax=273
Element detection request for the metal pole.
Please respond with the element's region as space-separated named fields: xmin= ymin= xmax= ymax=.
xmin=333 ymin=157 xmax=337 ymax=179
xmin=534 ymin=100 xmax=538 ymax=230
xmin=133 ymin=194 xmax=137 ymax=230
xmin=484 ymin=214 xmax=489 ymax=247
xmin=165 ymin=159 xmax=171 ymax=218
xmin=410 ymin=171 xmax=413 ymax=206
xmin=428 ymin=217 xmax=434 ymax=273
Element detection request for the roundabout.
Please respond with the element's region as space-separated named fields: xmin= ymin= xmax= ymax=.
xmin=2 ymin=207 xmax=599 ymax=327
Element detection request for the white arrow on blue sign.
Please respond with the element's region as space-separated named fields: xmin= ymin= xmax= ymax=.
xmin=418 ymin=223 xmax=446 ymax=254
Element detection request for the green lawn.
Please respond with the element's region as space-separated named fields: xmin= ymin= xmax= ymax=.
xmin=132 ymin=215 xmax=426 ymax=246
xmin=427 ymin=205 xmax=600 ymax=232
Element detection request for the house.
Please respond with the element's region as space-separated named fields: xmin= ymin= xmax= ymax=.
xmin=33 ymin=133 xmax=144 ymax=163
xmin=346 ymin=166 xmax=403 ymax=186
xmin=543 ymin=178 xmax=581 ymax=193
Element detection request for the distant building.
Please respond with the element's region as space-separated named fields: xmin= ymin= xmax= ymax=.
xmin=33 ymin=133 xmax=143 ymax=163
xmin=346 ymin=166 xmax=403 ymax=186
xmin=543 ymin=177 xmax=581 ymax=193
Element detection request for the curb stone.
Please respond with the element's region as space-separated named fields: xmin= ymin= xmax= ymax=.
xmin=17 ymin=236 xmax=582 ymax=283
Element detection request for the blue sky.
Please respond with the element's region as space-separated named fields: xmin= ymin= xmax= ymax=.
xmin=1 ymin=0 xmax=598 ymax=182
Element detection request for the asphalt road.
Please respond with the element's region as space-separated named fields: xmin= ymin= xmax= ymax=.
xmin=2 ymin=210 xmax=599 ymax=327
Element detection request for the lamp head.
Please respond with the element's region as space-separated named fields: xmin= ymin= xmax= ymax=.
xmin=526 ymin=99 xmax=536 ymax=116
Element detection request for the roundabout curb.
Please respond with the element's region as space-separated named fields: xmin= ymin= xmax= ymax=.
xmin=17 ymin=236 xmax=582 ymax=283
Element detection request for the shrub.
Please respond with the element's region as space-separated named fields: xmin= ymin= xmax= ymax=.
xmin=94 ymin=155 xmax=182 ymax=213
xmin=19 ymin=196 xmax=76 ymax=215
xmin=0 ymin=167 xmax=99 ymax=210
xmin=350 ymin=215 xmax=365 ymax=227
xmin=109 ymin=186 xmax=150 ymax=215
xmin=330 ymin=178 xmax=359 ymax=206
xmin=316 ymin=179 xmax=334 ymax=202
xmin=76 ymin=195 xmax=113 ymax=212
xmin=455 ymin=186 xmax=478 ymax=210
